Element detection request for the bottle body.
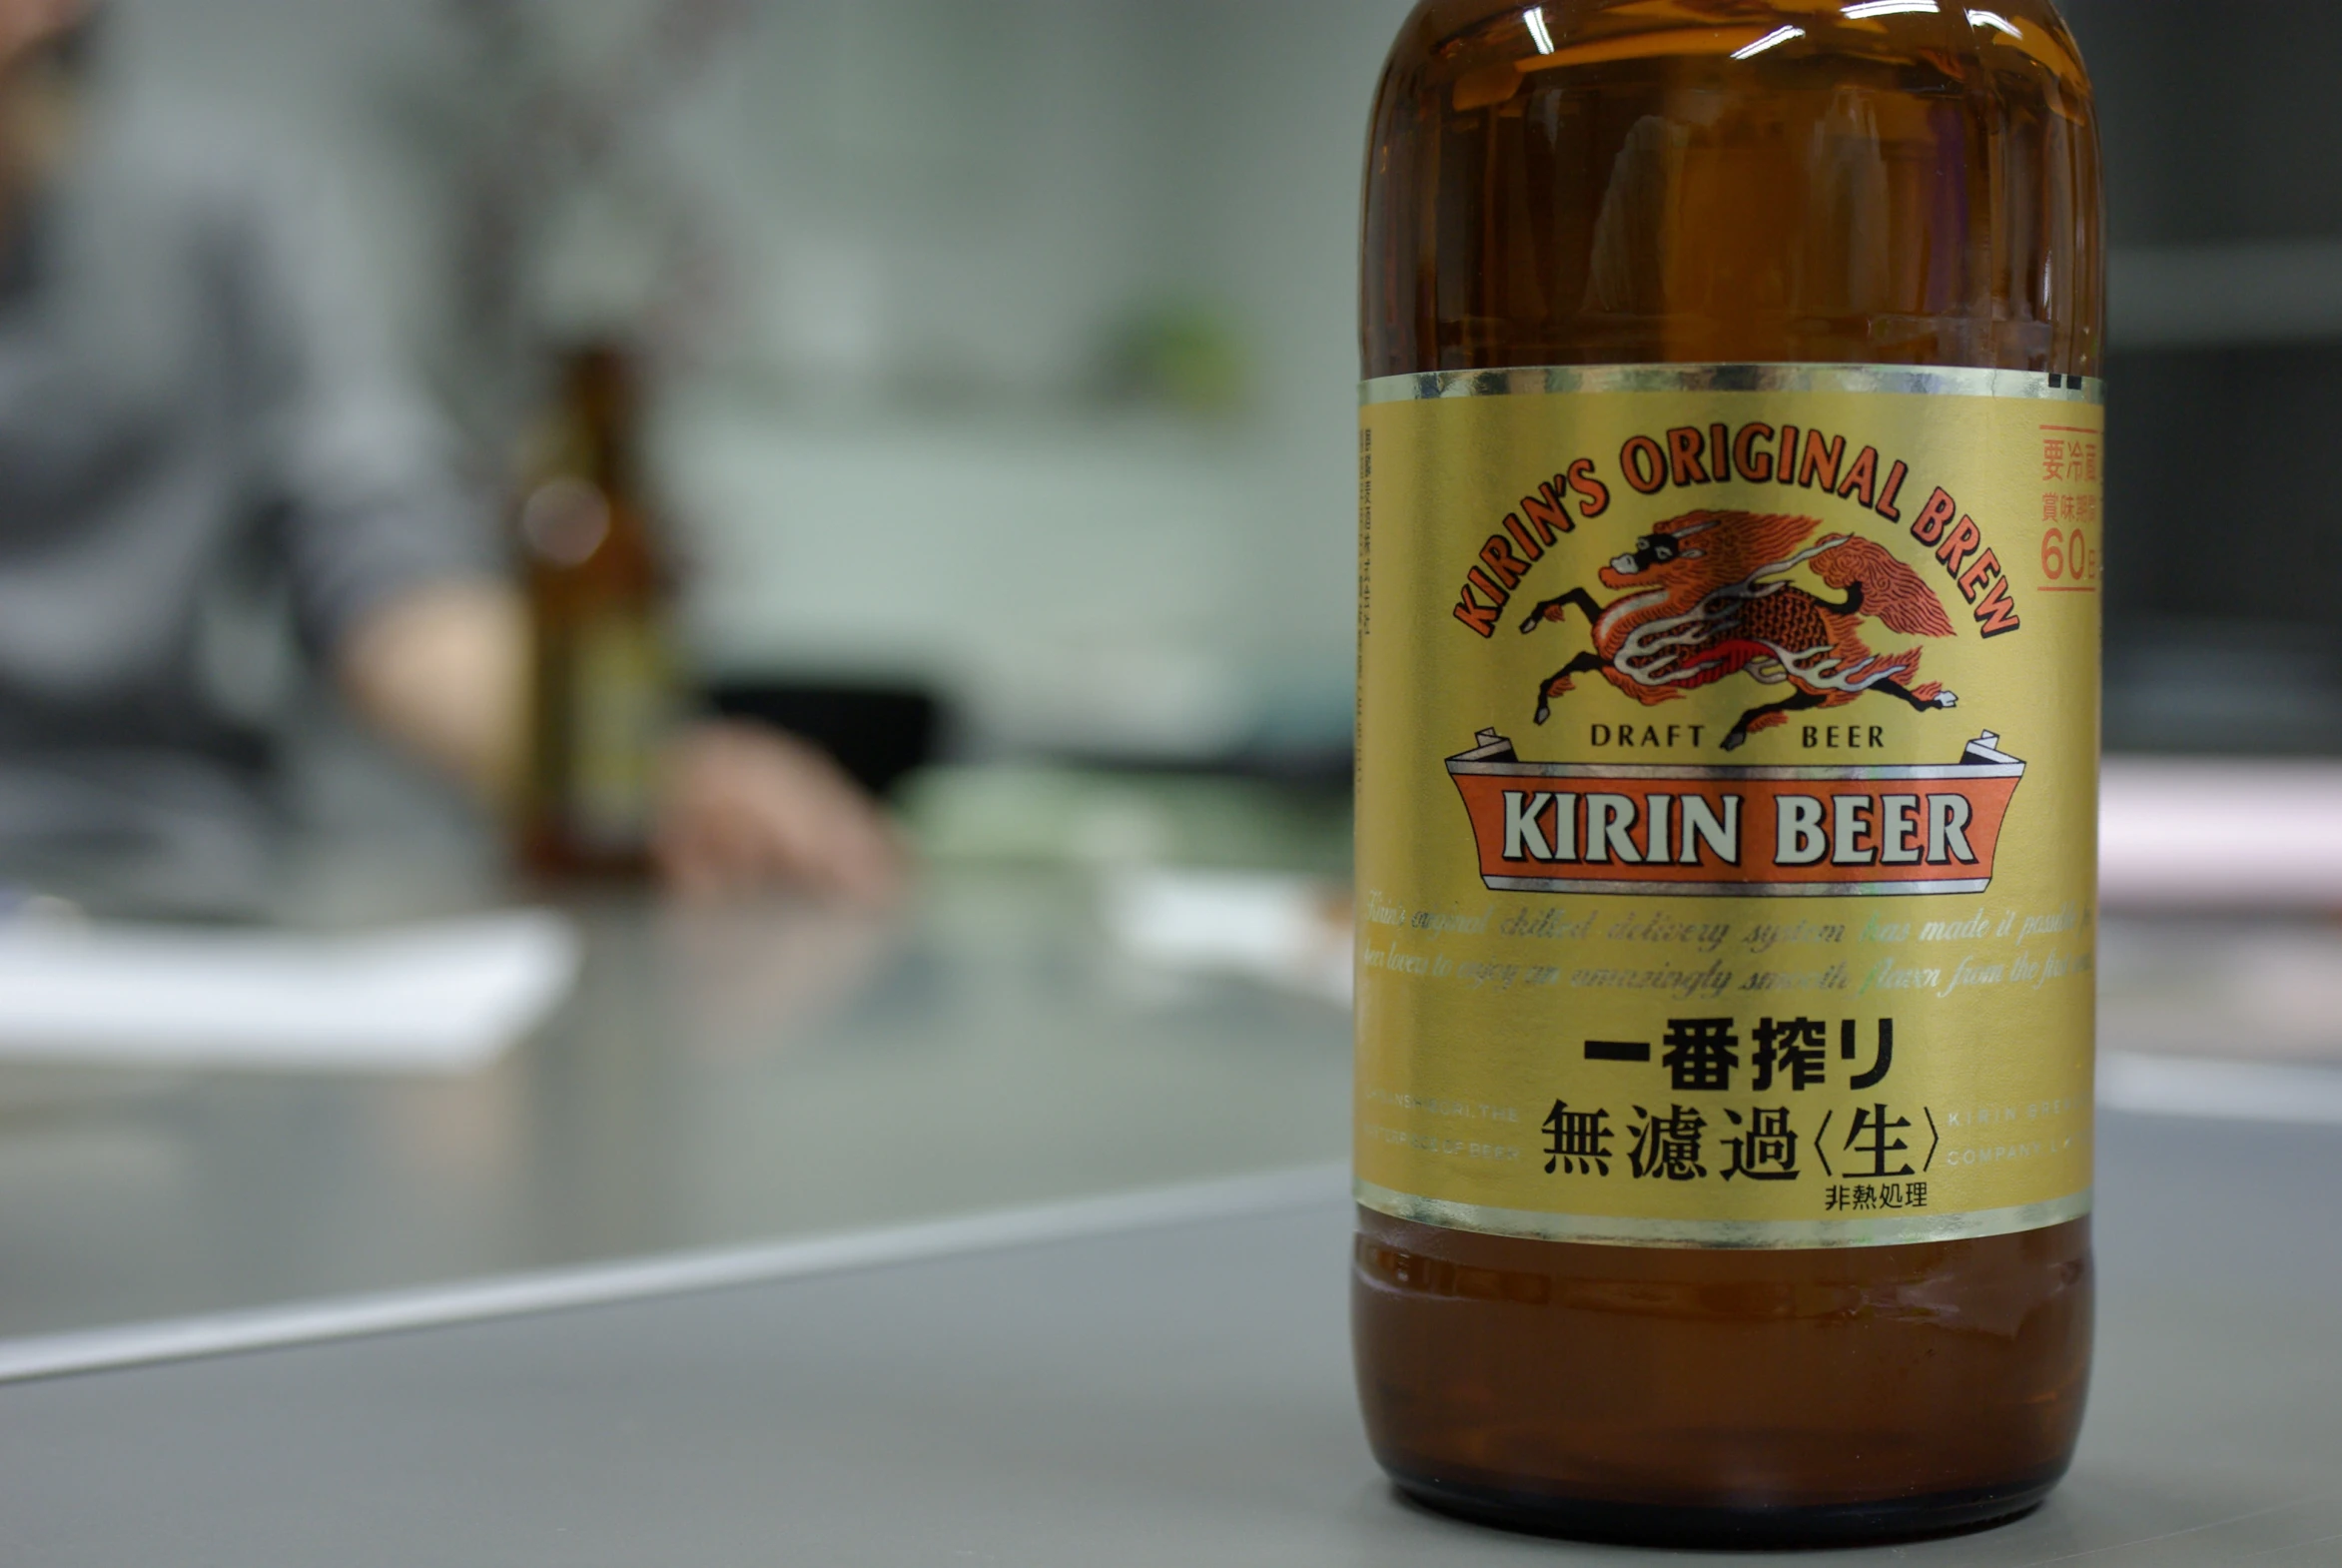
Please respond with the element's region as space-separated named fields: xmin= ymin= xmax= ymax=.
xmin=1354 ymin=2 xmax=2100 ymax=1545
xmin=1354 ymin=1211 xmax=2091 ymax=1542
xmin=517 ymin=346 xmax=681 ymax=878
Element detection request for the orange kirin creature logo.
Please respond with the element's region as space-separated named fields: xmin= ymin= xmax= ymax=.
xmin=1517 ymin=509 xmax=1957 ymax=749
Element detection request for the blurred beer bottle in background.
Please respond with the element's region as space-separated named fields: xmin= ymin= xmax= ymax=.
xmin=515 ymin=345 xmax=680 ymax=877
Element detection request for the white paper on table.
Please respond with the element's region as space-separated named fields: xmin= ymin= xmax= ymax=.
xmin=2101 ymin=759 xmax=2342 ymax=909
xmin=1104 ymin=870 xmax=1353 ymax=1006
xmin=2099 ymin=1052 xmax=2342 ymax=1128
xmin=0 ymin=910 xmax=581 ymax=1073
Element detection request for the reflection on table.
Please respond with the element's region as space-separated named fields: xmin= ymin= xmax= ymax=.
xmin=0 ymin=867 xmax=1351 ymax=1341
xmin=0 ymin=756 xmax=2336 ymax=1347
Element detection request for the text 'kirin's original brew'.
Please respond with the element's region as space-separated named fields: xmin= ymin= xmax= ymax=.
xmin=1353 ymin=1 xmax=2101 ymax=1545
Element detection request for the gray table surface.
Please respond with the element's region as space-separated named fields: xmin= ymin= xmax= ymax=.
xmin=0 ymin=1110 xmax=2334 ymax=1566
xmin=0 ymin=856 xmax=2337 ymax=1562
xmin=0 ymin=869 xmax=1355 ymax=1339
xmin=0 ymin=860 xmax=2332 ymax=1347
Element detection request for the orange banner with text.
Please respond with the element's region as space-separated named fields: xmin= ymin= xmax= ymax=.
xmin=1447 ymin=730 xmax=2023 ymax=897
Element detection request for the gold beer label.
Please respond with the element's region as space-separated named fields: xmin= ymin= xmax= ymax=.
xmin=1356 ymin=366 xmax=2100 ymax=1248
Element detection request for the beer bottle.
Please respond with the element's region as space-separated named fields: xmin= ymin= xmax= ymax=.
xmin=515 ymin=345 xmax=681 ymax=876
xmin=1353 ymin=2 xmax=2100 ymax=1545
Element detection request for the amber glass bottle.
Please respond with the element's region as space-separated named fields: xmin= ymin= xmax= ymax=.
xmin=516 ymin=345 xmax=679 ymax=876
xmin=1354 ymin=0 xmax=2100 ymax=1546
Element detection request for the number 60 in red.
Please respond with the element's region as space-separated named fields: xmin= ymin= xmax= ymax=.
xmin=2041 ymin=527 xmax=2086 ymax=580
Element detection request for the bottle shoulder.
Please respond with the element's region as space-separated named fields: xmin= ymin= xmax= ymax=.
xmin=1382 ymin=0 xmax=2092 ymax=102
xmin=1362 ymin=0 xmax=2103 ymax=378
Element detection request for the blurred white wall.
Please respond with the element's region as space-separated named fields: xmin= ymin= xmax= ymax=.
xmin=103 ymin=0 xmax=1418 ymax=761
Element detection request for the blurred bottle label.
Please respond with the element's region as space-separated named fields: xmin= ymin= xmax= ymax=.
xmin=562 ymin=610 xmax=676 ymax=854
xmin=1355 ymin=366 xmax=2101 ymax=1248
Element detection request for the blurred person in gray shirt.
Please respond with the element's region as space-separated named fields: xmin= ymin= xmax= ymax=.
xmin=0 ymin=0 xmax=903 ymax=912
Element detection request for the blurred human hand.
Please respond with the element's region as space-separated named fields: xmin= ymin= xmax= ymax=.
xmin=340 ymin=579 xmax=529 ymax=807
xmin=654 ymin=722 xmax=910 ymax=907
xmin=0 ymin=0 xmax=90 ymax=208
xmin=0 ymin=0 xmax=85 ymax=62
xmin=343 ymin=582 xmax=908 ymax=904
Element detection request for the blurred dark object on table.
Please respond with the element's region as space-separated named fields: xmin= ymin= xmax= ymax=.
xmin=705 ymin=682 xmax=941 ymax=801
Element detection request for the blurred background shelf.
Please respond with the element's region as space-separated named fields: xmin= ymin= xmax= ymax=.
xmin=2070 ymin=0 xmax=2342 ymax=756
xmin=66 ymin=0 xmax=2342 ymax=767
xmin=2111 ymin=240 xmax=2342 ymax=348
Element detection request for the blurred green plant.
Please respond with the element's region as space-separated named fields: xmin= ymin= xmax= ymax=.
xmin=1096 ymin=301 xmax=1251 ymax=417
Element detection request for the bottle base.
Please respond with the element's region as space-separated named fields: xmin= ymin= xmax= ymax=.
xmin=1387 ymin=1469 xmax=2060 ymax=1550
